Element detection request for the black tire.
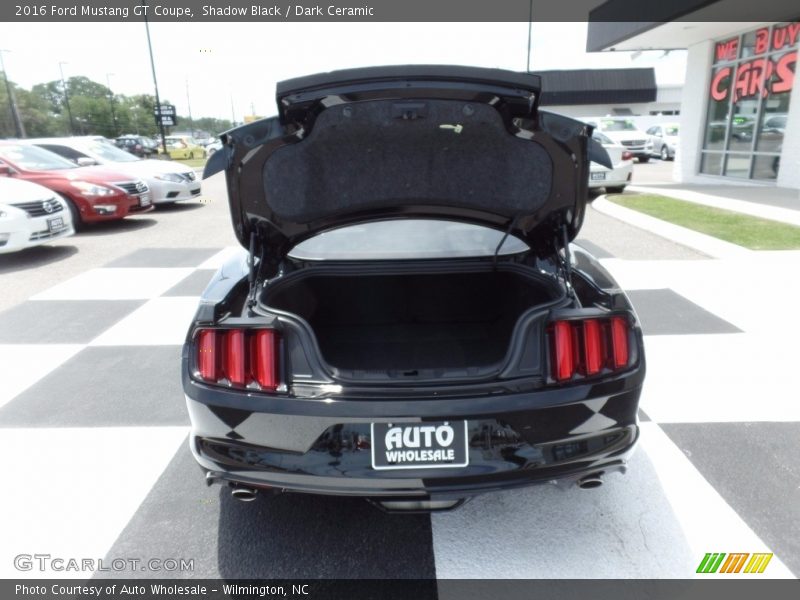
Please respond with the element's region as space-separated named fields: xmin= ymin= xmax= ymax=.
xmin=605 ymin=186 xmax=626 ymax=194
xmin=60 ymin=194 xmax=84 ymax=232
xmin=638 ymin=156 xmax=650 ymax=163
xmin=660 ymin=145 xmax=670 ymax=160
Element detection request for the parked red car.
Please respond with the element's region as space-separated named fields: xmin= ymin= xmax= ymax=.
xmin=0 ymin=142 xmax=153 ymax=227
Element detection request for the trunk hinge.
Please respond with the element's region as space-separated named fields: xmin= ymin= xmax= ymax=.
xmin=493 ymin=215 xmax=519 ymax=269
xmin=246 ymin=231 xmax=263 ymax=310
xmin=559 ymin=223 xmax=576 ymax=299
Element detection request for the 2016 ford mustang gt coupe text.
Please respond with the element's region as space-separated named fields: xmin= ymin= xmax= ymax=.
xmin=183 ymin=66 xmax=646 ymax=511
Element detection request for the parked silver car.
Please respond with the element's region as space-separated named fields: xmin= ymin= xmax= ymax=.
xmin=646 ymin=123 xmax=679 ymax=161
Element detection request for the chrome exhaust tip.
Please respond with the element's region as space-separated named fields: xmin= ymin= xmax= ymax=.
xmin=577 ymin=473 xmax=604 ymax=489
xmin=231 ymin=487 xmax=258 ymax=502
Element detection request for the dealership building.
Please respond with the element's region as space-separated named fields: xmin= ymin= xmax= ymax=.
xmin=588 ymin=7 xmax=800 ymax=190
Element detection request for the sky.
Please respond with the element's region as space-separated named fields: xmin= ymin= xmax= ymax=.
xmin=0 ymin=22 xmax=687 ymax=121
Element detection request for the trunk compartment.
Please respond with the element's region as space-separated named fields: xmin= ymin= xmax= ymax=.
xmin=263 ymin=265 xmax=563 ymax=376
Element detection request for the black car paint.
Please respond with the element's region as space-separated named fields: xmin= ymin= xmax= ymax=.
xmin=185 ymin=66 xmax=644 ymax=508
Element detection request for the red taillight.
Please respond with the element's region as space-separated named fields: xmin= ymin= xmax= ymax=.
xmin=251 ymin=329 xmax=279 ymax=391
xmin=549 ymin=316 xmax=631 ymax=382
xmin=610 ymin=317 xmax=629 ymax=369
xmin=195 ymin=327 xmax=281 ymax=390
xmin=552 ymin=321 xmax=574 ymax=382
xmin=224 ymin=329 xmax=246 ymax=385
xmin=622 ymin=151 xmax=633 ymax=161
xmin=583 ymin=319 xmax=603 ymax=376
xmin=197 ymin=329 xmax=217 ymax=381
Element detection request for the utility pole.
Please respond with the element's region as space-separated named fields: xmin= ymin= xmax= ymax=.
xmin=106 ymin=73 xmax=118 ymax=135
xmin=185 ymin=78 xmax=194 ymax=137
xmin=526 ymin=0 xmax=533 ymax=72
xmin=0 ymin=49 xmax=26 ymax=138
xmin=58 ymin=61 xmax=75 ymax=135
xmin=141 ymin=0 xmax=167 ymax=155
xmin=230 ymin=94 xmax=236 ymax=127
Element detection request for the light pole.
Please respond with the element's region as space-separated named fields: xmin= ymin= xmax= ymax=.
xmin=0 ymin=49 xmax=26 ymax=138
xmin=185 ymin=78 xmax=194 ymax=138
xmin=58 ymin=61 xmax=75 ymax=135
xmin=141 ymin=1 xmax=167 ymax=155
xmin=106 ymin=73 xmax=118 ymax=136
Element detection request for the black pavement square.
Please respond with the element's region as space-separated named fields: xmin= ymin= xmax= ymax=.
xmin=627 ymin=289 xmax=742 ymax=335
xmin=162 ymin=270 xmax=217 ymax=297
xmin=104 ymin=248 xmax=221 ymax=268
xmin=0 ymin=300 xmax=144 ymax=344
xmin=662 ymin=422 xmax=800 ymax=577
xmin=0 ymin=346 xmax=188 ymax=427
xmin=100 ymin=443 xmax=437 ymax=579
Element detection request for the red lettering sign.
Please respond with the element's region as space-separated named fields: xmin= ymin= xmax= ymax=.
xmin=733 ymin=58 xmax=773 ymax=102
xmin=772 ymin=22 xmax=800 ymax=51
xmin=773 ymin=51 xmax=797 ymax=94
xmin=715 ymin=38 xmax=738 ymax=62
xmin=710 ymin=51 xmax=797 ymax=102
xmin=755 ymin=28 xmax=770 ymax=54
xmin=711 ymin=67 xmax=732 ymax=100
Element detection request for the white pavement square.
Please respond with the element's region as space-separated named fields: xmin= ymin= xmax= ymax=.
xmin=0 ymin=344 xmax=84 ymax=410
xmin=430 ymin=423 xmax=793 ymax=578
xmin=640 ymin=334 xmax=800 ymax=424
xmin=0 ymin=426 xmax=188 ymax=578
xmin=89 ymin=297 xmax=202 ymax=346
xmin=31 ymin=268 xmax=195 ymax=301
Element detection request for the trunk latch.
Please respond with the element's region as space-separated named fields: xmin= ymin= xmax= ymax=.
xmin=392 ymin=102 xmax=427 ymax=120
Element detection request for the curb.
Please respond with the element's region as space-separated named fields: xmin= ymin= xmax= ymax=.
xmin=592 ymin=195 xmax=752 ymax=260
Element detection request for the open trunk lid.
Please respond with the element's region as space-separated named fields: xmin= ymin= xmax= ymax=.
xmin=205 ymin=65 xmax=608 ymax=271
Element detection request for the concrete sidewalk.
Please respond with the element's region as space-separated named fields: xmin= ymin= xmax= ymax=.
xmin=626 ymin=183 xmax=800 ymax=227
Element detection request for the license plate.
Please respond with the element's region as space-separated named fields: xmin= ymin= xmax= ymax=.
xmin=139 ymin=194 xmax=151 ymax=207
xmin=591 ymin=172 xmax=606 ymax=180
xmin=47 ymin=217 xmax=64 ymax=232
xmin=371 ymin=421 xmax=469 ymax=470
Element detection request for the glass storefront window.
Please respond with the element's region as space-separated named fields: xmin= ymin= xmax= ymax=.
xmin=702 ymin=22 xmax=798 ymax=180
xmin=752 ymin=154 xmax=782 ymax=180
xmin=724 ymin=154 xmax=751 ymax=177
xmin=700 ymin=152 xmax=723 ymax=176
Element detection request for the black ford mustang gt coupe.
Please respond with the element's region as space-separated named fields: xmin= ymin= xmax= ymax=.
xmin=183 ymin=65 xmax=645 ymax=512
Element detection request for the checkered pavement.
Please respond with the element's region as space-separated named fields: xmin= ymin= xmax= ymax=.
xmin=0 ymin=242 xmax=797 ymax=579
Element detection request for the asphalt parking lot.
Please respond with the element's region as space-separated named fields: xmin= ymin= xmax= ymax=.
xmin=0 ymin=159 xmax=797 ymax=579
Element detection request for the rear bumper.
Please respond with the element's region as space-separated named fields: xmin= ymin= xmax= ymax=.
xmin=184 ymin=367 xmax=643 ymax=499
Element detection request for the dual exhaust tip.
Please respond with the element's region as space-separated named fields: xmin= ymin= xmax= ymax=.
xmin=577 ymin=472 xmax=604 ymax=489
xmin=230 ymin=486 xmax=258 ymax=502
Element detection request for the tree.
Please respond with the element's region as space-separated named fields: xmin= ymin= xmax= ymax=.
xmin=1 ymin=73 xmax=228 ymax=140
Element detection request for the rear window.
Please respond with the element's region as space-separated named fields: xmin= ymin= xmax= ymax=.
xmin=592 ymin=131 xmax=614 ymax=145
xmin=288 ymin=220 xmax=529 ymax=260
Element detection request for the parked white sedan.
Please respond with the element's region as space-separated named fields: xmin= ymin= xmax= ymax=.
xmin=589 ymin=131 xmax=633 ymax=194
xmin=0 ymin=177 xmax=74 ymax=254
xmin=26 ymin=137 xmax=202 ymax=205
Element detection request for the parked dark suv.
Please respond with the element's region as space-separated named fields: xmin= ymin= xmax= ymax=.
xmin=182 ymin=66 xmax=645 ymax=512
xmin=115 ymin=135 xmax=157 ymax=158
